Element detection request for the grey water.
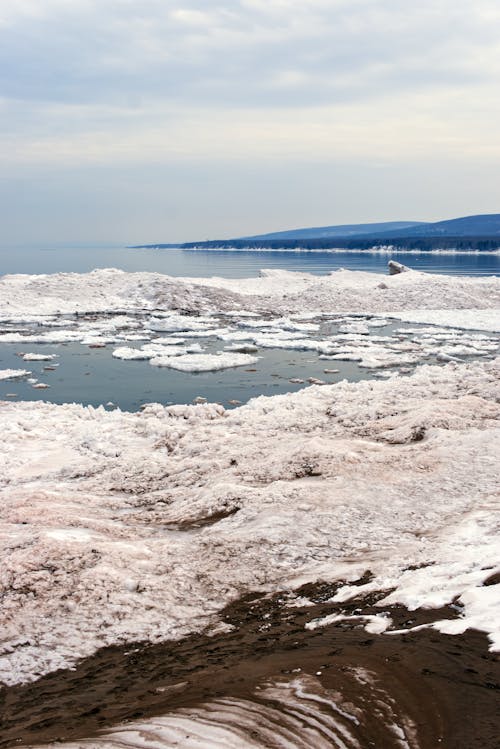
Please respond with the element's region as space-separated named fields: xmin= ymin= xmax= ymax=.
xmin=1 ymin=316 xmax=498 ymax=412
xmin=0 ymin=244 xmax=499 ymax=277
xmin=0 ymin=338 xmax=362 ymax=412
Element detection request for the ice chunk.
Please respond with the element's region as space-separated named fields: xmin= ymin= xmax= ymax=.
xmin=149 ymin=352 xmax=259 ymax=372
xmin=21 ymin=353 xmax=59 ymax=362
xmin=0 ymin=369 xmax=31 ymax=380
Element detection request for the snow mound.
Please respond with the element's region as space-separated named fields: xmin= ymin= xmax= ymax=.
xmin=1 ymin=267 xmax=499 ymax=322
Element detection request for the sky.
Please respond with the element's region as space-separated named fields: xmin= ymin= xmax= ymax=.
xmin=1 ymin=0 xmax=500 ymax=246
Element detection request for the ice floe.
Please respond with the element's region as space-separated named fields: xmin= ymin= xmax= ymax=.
xmin=0 ymin=368 xmax=31 ymax=380
xmin=20 ymin=353 xmax=59 ymax=362
xmin=149 ymin=352 xmax=259 ymax=372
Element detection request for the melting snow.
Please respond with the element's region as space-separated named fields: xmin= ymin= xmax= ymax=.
xmin=0 ymin=358 xmax=499 ymax=686
xmin=0 ymin=266 xmax=499 ymax=689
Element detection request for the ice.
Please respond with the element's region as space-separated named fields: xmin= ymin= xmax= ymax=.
xmin=305 ymin=613 xmax=392 ymax=635
xmin=1 ymin=267 xmax=499 ymax=321
xmin=0 ymin=331 xmax=83 ymax=344
xmin=151 ymin=336 xmax=186 ymax=345
xmin=0 ymin=358 xmax=499 ymax=687
xmin=0 ymin=368 xmax=31 ymax=380
xmin=0 ymin=268 xmax=498 ymax=388
xmin=394 ymin=309 xmax=500 ymax=332
xmin=237 ymin=316 xmax=320 ymax=332
xmin=112 ymin=342 xmax=203 ymax=361
xmin=0 ymin=265 xmax=499 ymax=690
xmin=224 ymin=343 xmax=259 ymax=353
xmin=21 ymin=353 xmax=59 ymax=362
xmin=252 ymin=336 xmax=326 ymax=351
xmin=149 ymin=352 xmax=259 ymax=372
xmin=112 ymin=347 xmax=157 ymax=360
xmin=338 ymin=323 xmax=370 ymax=335
xmin=148 ymin=314 xmax=214 ymax=333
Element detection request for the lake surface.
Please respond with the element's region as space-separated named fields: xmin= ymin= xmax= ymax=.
xmin=1 ymin=313 xmax=498 ymax=412
xmin=0 ymin=338 xmax=364 ymax=412
xmin=1 ymin=245 xmax=499 ymax=277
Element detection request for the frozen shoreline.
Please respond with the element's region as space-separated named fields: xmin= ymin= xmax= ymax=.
xmin=1 ymin=266 xmax=499 ymax=323
xmin=1 ymin=357 xmax=499 ymax=688
xmin=0 ymin=266 xmax=499 ymax=743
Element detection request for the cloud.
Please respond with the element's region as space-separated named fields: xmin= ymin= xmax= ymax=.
xmin=1 ymin=0 xmax=500 ymax=108
xmin=0 ymin=1 xmax=499 ymax=242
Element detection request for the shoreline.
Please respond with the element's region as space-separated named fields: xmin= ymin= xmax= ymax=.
xmin=2 ymin=584 xmax=499 ymax=748
xmin=136 ymin=245 xmax=500 ymax=256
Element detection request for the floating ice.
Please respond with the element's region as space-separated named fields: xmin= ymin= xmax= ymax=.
xmin=112 ymin=347 xmax=156 ymax=360
xmin=0 ymin=368 xmax=31 ymax=380
xmin=149 ymin=352 xmax=259 ymax=372
xmin=21 ymin=353 xmax=59 ymax=362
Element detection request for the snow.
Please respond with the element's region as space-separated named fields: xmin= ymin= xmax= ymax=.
xmin=149 ymin=352 xmax=259 ymax=372
xmin=21 ymin=353 xmax=59 ymax=362
xmin=0 ymin=265 xmax=499 ymax=692
xmin=305 ymin=613 xmax=392 ymax=635
xmin=0 ymin=357 xmax=499 ymax=687
xmin=1 ymin=267 xmax=499 ymax=321
xmin=0 ymin=368 xmax=31 ymax=380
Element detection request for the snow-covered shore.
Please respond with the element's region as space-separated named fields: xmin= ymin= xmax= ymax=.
xmin=0 ymin=266 xmax=499 ymax=325
xmin=0 ymin=266 xmax=499 ymax=693
xmin=1 ymin=357 xmax=499 ymax=687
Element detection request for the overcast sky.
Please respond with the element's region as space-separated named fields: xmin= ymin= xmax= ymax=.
xmin=1 ymin=0 xmax=499 ymax=246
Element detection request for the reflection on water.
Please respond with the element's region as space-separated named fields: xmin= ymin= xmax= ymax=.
xmin=0 ymin=245 xmax=499 ymax=277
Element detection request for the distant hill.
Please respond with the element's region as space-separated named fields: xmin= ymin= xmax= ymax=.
xmin=132 ymin=213 xmax=500 ymax=251
xmin=242 ymin=214 xmax=500 ymax=241
xmin=243 ymin=221 xmax=425 ymax=241
xmin=378 ymin=214 xmax=500 ymax=238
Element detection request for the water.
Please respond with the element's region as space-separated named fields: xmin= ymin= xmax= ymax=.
xmin=1 ymin=245 xmax=499 ymax=277
xmin=1 ymin=315 xmax=498 ymax=412
xmin=0 ymin=338 xmax=362 ymax=411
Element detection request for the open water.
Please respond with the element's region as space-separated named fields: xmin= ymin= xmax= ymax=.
xmin=0 ymin=244 xmax=499 ymax=277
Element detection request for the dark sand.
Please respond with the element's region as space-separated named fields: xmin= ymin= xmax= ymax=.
xmin=1 ymin=579 xmax=499 ymax=748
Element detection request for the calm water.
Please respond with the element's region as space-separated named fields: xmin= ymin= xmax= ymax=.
xmin=0 ymin=338 xmax=366 ymax=411
xmin=0 ymin=245 xmax=499 ymax=277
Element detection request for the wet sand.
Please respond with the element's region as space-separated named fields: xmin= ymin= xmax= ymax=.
xmin=1 ymin=579 xmax=499 ymax=748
